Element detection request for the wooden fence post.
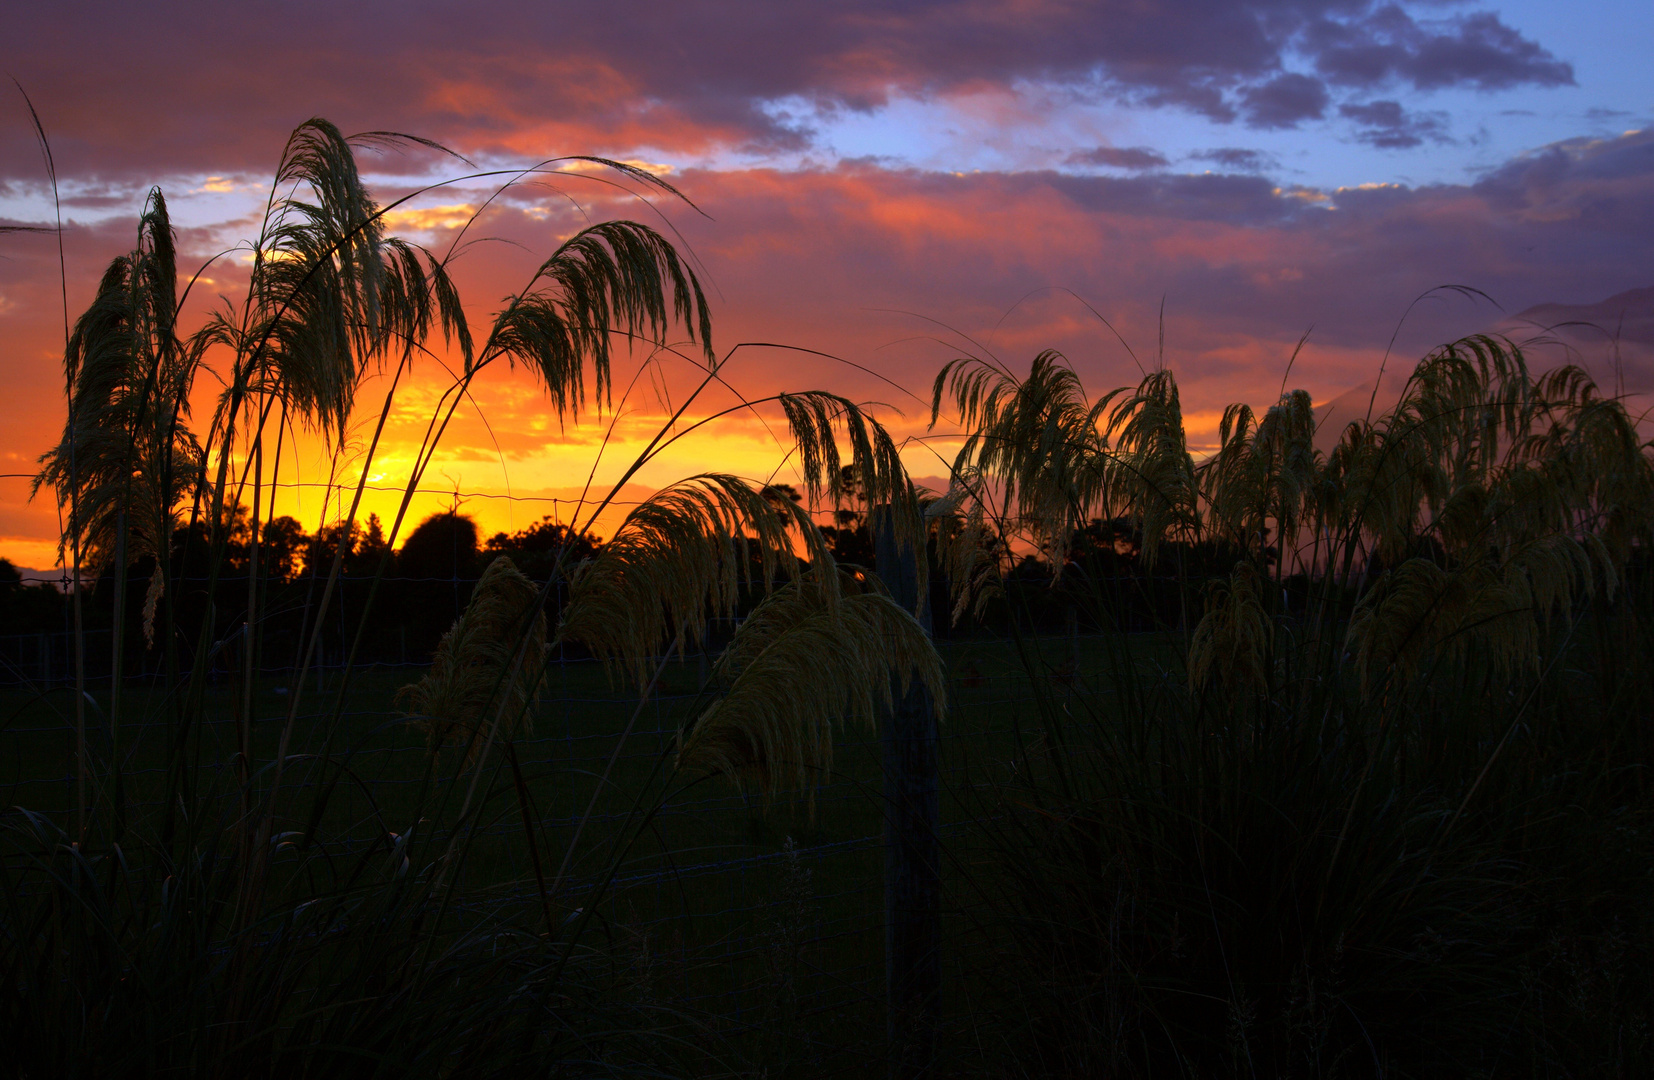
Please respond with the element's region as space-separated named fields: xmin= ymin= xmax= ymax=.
xmin=872 ymin=506 xmax=939 ymax=1079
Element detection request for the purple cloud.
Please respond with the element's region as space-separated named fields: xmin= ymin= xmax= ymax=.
xmin=1339 ymin=100 xmax=1451 ymax=148
xmin=1475 ymin=130 xmax=1654 ymax=211
xmin=1191 ymin=147 xmax=1278 ymax=172
xmin=1242 ymin=73 xmax=1331 ymax=129
xmin=1308 ymin=6 xmax=1574 ymax=92
xmin=1066 ymin=146 xmax=1170 ymax=170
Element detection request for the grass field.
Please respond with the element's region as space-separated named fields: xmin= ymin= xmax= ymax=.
xmin=0 ymin=630 xmax=1171 ymax=1072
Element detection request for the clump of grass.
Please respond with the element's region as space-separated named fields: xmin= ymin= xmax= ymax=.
xmin=7 ymin=116 xmax=739 ymax=1075
xmin=9 ymin=111 xmax=950 ymax=1075
xmin=929 ymin=335 xmax=1654 ymax=1076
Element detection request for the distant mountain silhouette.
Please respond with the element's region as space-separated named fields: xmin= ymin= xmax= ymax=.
xmin=1501 ymin=285 xmax=1654 ymax=400
xmin=1310 ymin=285 xmax=1654 ymax=450
xmin=1312 ymin=380 xmax=1389 ymax=453
xmin=1507 ymin=286 xmax=1654 ymax=349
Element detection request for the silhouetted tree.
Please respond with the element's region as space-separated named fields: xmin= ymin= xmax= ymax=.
xmin=259 ymin=516 xmax=308 ymax=584
xmin=0 ymin=559 xmax=66 ymax=635
xmin=819 ymin=466 xmax=875 ymax=565
xmin=483 ymin=516 xmax=602 ymax=581
xmin=397 ymin=511 xmax=482 ymax=655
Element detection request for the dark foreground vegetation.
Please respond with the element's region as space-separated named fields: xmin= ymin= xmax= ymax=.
xmin=955 ymin=567 xmax=1653 ymax=1077
xmin=1 ymin=117 xmax=1650 ymax=1078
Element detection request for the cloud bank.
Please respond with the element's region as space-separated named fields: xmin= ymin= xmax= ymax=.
xmin=0 ymin=4 xmax=1640 ymax=567
xmin=1 ymin=1 xmax=1575 ymax=182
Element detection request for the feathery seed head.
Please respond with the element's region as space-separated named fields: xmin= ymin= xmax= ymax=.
xmin=1188 ymin=560 xmax=1271 ymax=697
xmin=398 ymin=555 xmax=546 ymax=764
xmin=555 ymin=474 xmax=833 ymax=689
xmin=677 ymin=571 xmax=945 ymax=809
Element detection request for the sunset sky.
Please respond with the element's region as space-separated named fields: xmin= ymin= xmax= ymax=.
xmin=1 ymin=1 xmax=1650 ymax=572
